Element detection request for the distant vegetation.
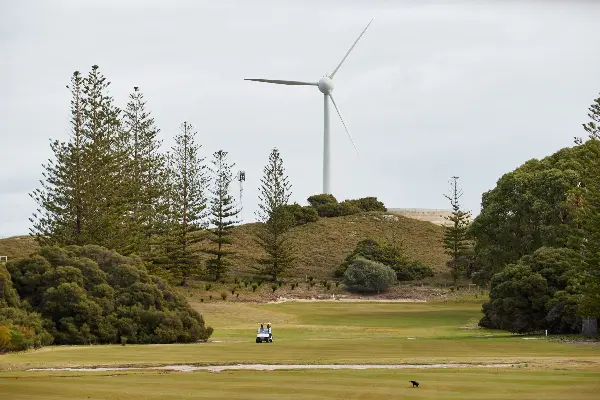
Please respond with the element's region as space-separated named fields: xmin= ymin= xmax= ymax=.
xmin=335 ymin=238 xmax=434 ymax=282
xmin=1 ymin=245 xmax=212 ymax=352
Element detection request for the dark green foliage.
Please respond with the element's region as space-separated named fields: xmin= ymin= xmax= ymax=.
xmin=394 ymin=260 xmax=435 ymax=281
xmin=0 ymin=263 xmax=53 ymax=352
xmin=280 ymin=203 xmax=319 ymax=226
xmin=342 ymin=257 xmax=397 ymax=293
xmin=335 ymin=238 xmax=433 ymax=281
xmin=30 ymin=71 xmax=87 ymax=246
xmin=154 ymin=122 xmax=207 ymax=284
xmin=338 ymin=200 xmax=362 ymax=216
xmin=469 ymin=146 xmax=584 ymax=285
xmin=307 ymin=194 xmax=337 ymax=208
xmin=570 ymin=93 xmax=600 ymax=324
xmin=479 ymin=247 xmax=583 ymax=334
xmin=342 ymin=197 xmax=387 ymax=212
xmin=5 ymin=245 xmax=212 ymax=346
xmin=254 ymin=148 xmax=295 ymax=281
xmin=307 ymin=194 xmax=386 ymax=218
xmin=443 ymin=177 xmax=473 ymax=283
xmin=204 ymin=150 xmax=240 ymax=281
xmin=119 ymin=87 xmax=166 ymax=256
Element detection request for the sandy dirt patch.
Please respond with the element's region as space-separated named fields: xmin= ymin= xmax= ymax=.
xmin=268 ymin=296 xmax=426 ymax=304
xmin=28 ymin=363 xmax=521 ymax=373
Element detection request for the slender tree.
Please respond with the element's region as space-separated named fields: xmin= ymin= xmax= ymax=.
xmin=443 ymin=176 xmax=472 ymax=283
xmin=204 ymin=150 xmax=240 ymax=281
xmin=30 ymin=71 xmax=87 ymax=245
xmin=79 ymin=65 xmax=125 ymax=249
xmin=120 ymin=86 xmax=166 ymax=255
xmin=254 ymin=148 xmax=294 ymax=281
xmin=160 ymin=122 xmax=208 ymax=283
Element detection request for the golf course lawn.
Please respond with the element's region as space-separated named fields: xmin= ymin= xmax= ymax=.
xmin=1 ymin=300 xmax=599 ymax=399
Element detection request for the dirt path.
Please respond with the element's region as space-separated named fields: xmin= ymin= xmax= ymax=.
xmin=268 ymin=297 xmax=427 ymax=304
xmin=28 ymin=363 xmax=521 ymax=373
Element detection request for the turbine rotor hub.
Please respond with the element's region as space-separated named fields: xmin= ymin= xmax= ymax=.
xmin=318 ymin=76 xmax=334 ymax=94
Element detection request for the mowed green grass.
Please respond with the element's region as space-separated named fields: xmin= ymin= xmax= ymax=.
xmin=2 ymin=301 xmax=599 ymax=370
xmin=2 ymin=368 xmax=599 ymax=400
xmin=2 ymin=301 xmax=600 ymax=399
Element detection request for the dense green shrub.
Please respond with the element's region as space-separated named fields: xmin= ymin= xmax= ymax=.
xmin=306 ymin=194 xmax=387 ymax=218
xmin=279 ymin=203 xmax=319 ymax=226
xmin=5 ymin=245 xmax=213 ymax=346
xmin=0 ymin=263 xmax=52 ymax=352
xmin=335 ymin=238 xmax=433 ymax=281
xmin=343 ymin=197 xmax=387 ymax=212
xmin=307 ymin=194 xmax=337 ymax=207
xmin=395 ymin=260 xmax=435 ymax=281
xmin=339 ymin=200 xmax=362 ymax=216
xmin=343 ymin=257 xmax=397 ymax=293
xmin=479 ymin=247 xmax=583 ymax=334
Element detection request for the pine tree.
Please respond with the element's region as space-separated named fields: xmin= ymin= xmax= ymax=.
xmin=204 ymin=150 xmax=240 ymax=281
xmin=160 ymin=122 xmax=208 ymax=284
xmin=120 ymin=86 xmax=166 ymax=255
xmin=443 ymin=176 xmax=472 ymax=284
xmin=30 ymin=71 xmax=87 ymax=245
xmin=80 ymin=65 xmax=125 ymax=249
xmin=254 ymin=148 xmax=294 ymax=281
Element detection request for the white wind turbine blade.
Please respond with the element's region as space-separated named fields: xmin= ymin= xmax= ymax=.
xmin=329 ymin=18 xmax=373 ymax=79
xmin=329 ymin=94 xmax=359 ymax=155
xmin=244 ymin=78 xmax=318 ymax=86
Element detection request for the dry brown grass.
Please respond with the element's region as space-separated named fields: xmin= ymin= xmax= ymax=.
xmin=194 ymin=211 xmax=446 ymax=279
xmin=0 ymin=235 xmax=38 ymax=262
xmin=0 ymin=212 xmax=447 ymax=280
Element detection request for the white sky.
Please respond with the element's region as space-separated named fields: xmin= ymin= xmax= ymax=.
xmin=1 ymin=0 xmax=599 ymax=237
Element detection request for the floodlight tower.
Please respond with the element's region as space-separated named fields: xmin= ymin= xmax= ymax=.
xmin=237 ymin=170 xmax=245 ymax=222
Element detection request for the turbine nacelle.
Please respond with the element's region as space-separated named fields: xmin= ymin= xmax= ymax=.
xmin=244 ymin=19 xmax=373 ymax=194
xmin=318 ymin=76 xmax=334 ymax=94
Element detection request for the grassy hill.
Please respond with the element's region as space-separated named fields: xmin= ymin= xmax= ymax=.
xmin=0 ymin=235 xmax=38 ymax=262
xmin=196 ymin=211 xmax=447 ymax=280
xmin=0 ymin=212 xmax=447 ymax=280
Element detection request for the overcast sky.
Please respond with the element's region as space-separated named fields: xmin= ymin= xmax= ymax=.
xmin=1 ymin=0 xmax=599 ymax=237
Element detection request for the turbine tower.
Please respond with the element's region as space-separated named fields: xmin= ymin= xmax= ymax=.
xmin=245 ymin=19 xmax=373 ymax=194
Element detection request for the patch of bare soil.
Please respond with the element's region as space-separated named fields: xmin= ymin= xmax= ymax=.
xmin=28 ymin=363 xmax=523 ymax=373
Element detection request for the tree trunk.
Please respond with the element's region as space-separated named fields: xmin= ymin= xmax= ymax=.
xmin=582 ymin=317 xmax=598 ymax=337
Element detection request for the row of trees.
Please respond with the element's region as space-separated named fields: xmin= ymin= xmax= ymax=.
xmin=29 ymin=65 xmax=246 ymax=284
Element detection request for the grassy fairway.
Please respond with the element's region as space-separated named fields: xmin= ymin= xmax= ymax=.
xmin=1 ymin=301 xmax=599 ymax=399
xmin=2 ymin=369 xmax=599 ymax=400
xmin=2 ymin=301 xmax=600 ymax=369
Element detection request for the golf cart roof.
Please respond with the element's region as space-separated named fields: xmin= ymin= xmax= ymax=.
xmin=258 ymin=322 xmax=272 ymax=324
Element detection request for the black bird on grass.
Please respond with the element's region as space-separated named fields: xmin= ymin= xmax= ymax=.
xmin=409 ymin=380 xmax=419 ymax=388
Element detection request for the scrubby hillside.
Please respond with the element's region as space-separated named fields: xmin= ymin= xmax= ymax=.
xmin=0 ymin=235 xmax=38 ymax=261
xmin=0 ymin=211 xmax=446 ymax=280
xmin=195 ymin=211 xmax=446 ymax=279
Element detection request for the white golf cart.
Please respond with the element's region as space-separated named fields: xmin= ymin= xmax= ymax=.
xmin=256 ymin=322 xmax=273 ymax=343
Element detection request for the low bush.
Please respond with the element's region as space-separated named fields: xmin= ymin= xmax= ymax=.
xmin=336 ymin=238 xmax=433 ymax=281
xmin=343 ymin=257 xmax=397 ymax=293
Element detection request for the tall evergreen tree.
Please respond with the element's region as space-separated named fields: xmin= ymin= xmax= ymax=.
xmin=160 ymin=122 xmax=208 ymax=284
xmin=443 ymin=176 xmax=472 ymax=283
xmin=204 ymin=150 xmax=240 ymax=281
xmin=570 ymin=93 xmax=600 ymax=335
xmin=80 ymin=65 xmax=125 ymax=249
xmin=254 ymin=148 xmax=294 ymax=281
xmin=120 ymin=86 xmax=166 ymax=255
xmin=30 ymin=71 xmax=87 ymax=245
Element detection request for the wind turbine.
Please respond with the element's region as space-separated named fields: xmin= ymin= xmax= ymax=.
xmin=245 ymin=19 xmax=373 ymax=194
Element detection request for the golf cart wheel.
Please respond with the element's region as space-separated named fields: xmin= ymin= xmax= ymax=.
xmin=256 ymin=337 xmax=261 ymax=343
